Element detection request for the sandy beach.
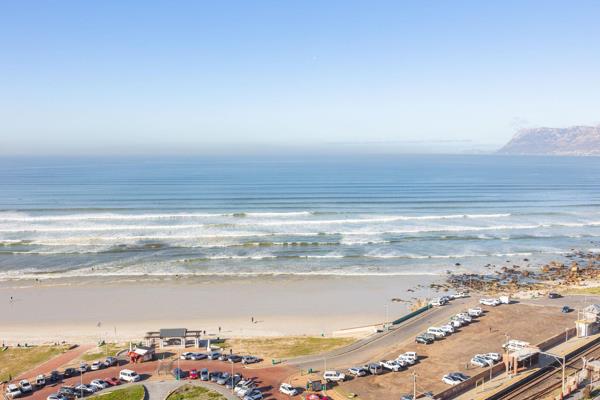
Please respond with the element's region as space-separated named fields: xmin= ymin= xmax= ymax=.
xmin=0 ymin=274 xmax=440 ymax=344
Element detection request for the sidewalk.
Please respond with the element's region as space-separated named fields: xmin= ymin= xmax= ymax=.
xmin=16 ymin=344 xmax=95 ymax=380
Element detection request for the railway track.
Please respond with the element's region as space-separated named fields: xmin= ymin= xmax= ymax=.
xmin=488 ymin=339 xmax=600 ymax=400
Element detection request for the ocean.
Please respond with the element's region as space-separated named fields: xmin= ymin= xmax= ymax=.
xmin=1 ymin=154 xmax=599 ymax=281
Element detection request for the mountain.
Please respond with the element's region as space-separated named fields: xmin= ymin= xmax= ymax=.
xmin=498 ymin=125 xmax=600 ymax=155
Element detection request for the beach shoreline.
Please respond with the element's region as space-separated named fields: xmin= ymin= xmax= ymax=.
xmin=0 ymin=274 xmax=440 ymax=345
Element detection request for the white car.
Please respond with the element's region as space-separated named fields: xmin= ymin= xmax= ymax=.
xmin=397 ymin=354 xmax=416 ymax=365
xmin=243 ymin=390 xmax=263 ymax=400
xmin=90 ymin=379 xmax=110 ymax=390
xmin=429 ymin=298 xmax=447 ymax=306
xmin=486 ymin=352 xmax=502 ymax=362
xmin=323 ymin=370 xmax=346 ymax=382
xmin=440 ymin=324 xmax=455 ymax=334
xmin=471 ymin=356 xmax=493 ymax=367
xmin=427 ymin=327 xmax=446 ymax=338
xmin=238 ymin=384 xmax=258 ymax=397
xmin=442 ymin=374 xmax=462 ymax=386
xmin=449 ymin=319 xmax=462 ymax=328
xmin=454 ymin=292 xmax=469 ymax=298
xmin=468 ymin=307 xmax=483 ymax=317
xmin=91 ymin=361 xmax=104 ymax=371
xmin=180 ymin=352 xmax=193 ymax=360
xmin=5 ymin=384 xmax=22 ymax=398
xmin=278 ymin=383 xmax=298 ymax=396
xmin=234 ymin=379 xmax=254 ymax=394
xmin=456 ymin=313 xmax=472 ymax=323
xmin=403 ymin=352 xmax=418 ymax=362
xmin=47 ymin=395 xmax=67 ymax=400
xmin=480 ymin=298 xmax=500 ymax=306
xmin=379 ymin=360 xmax=403 ymax=371
xmin=347 ymin=366 xmax=368 ymax=376
xmin=19 ymin=380 xmax=33 ymax=393
xmin=119 ymin=369 xmax=140 ymax=382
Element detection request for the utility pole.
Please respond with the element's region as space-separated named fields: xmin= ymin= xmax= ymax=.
xmin=412 ymin=371 xmax=417 ymax=399
xmin=562 ymin=355 xmax=566 ymax=394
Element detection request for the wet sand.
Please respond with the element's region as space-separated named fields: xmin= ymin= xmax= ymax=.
xmin=0 ymin=274 xmax=440 ymax=344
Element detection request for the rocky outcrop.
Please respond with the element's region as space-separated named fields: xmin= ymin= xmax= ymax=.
xmin=498 ymin=125 xmax=600 ymax=155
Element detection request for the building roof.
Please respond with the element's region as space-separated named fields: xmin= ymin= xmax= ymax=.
xmin=159 ymin=328 xmax=187 ymax=338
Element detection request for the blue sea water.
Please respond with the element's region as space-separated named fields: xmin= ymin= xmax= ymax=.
xmin=0 ymin=154 xmax=599 ymax=280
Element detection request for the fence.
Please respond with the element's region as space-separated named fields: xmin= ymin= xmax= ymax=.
xmin=392 ymin=304 xmax=432 ymax=325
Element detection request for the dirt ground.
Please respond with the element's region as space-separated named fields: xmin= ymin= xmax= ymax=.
xmin=337 ymin=303 xmax=575 ymax=399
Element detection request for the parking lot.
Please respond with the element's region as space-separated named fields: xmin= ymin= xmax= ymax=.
xmin=336 ymin=302 xmax=575 ymax=399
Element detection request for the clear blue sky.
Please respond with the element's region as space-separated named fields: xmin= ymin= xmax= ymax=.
xmin=1 ymin=1 xmax=599 ymax=155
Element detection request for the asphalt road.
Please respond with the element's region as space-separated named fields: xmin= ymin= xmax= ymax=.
xmin=289 ymin=297 xmax=478 ymax=370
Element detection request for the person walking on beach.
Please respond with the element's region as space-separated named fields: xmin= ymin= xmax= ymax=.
xmin=218 ymin=326 xmax=221 ymax=333
xmin=251 ymin=316 xmax=254 ymax=323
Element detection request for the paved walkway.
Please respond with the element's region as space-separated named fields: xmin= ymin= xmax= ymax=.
xmin=144 ymin=380 xmax=238 ymax=400
xmin=16 ymin=344 xmax=95 ymax=380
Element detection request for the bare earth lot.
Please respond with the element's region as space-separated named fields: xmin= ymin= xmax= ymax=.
xmin=337 ymin=303 xmax=575 ymax=399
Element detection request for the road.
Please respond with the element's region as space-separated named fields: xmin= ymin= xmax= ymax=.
xmin=289 ymin=297 xmax=477 ymax=370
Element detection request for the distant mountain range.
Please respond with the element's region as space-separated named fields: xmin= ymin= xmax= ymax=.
xmin=498 ymin=125 xmax=600 ymax=156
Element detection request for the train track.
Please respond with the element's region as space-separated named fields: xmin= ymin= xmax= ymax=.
xmin=488 ymin=339 xmax=600 ymax=400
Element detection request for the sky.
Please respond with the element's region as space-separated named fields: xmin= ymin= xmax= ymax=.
xmin=1 ymin=1 xmax=600 ymax=155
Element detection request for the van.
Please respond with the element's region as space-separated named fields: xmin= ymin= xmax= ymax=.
xmin=427 ymin=327 xmax=446 ymax=338
xmin=368 ymin=363 xmax=383 ymax=375
xmin=119 ymin=369 xmax=140 ymax=382
xmin=499 ymin=295 xmax=511 ymax=304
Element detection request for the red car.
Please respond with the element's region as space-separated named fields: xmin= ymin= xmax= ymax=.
xmin=188 ymin=369 xmax=198 ymax=380
xmin=105 ymin=377 xmax=121 ymax=386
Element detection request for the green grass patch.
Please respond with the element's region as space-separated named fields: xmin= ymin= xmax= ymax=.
xmin=565 ymin=287 xmax=600 ymax=296
xmin=90 ymin=385 xmax=144 ymax=400
xmin=219 ymin=336 xmax=355 ymax=359
xmin=81 ymin=343 xmax=126 ymax=362
xmin=0 ymin=345 xmax=71 ymax=381
xmin=166 ymin=384 xmax=226 ymax=400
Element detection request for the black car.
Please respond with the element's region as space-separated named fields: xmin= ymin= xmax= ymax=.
xmin=548 ymin=292 xmax=562 ymax=299
xmin=58 ymin=386 xmax=76 ymax=398
xmin=210 ymin=372 xmax=222 ymax=382
xmin=415 ymin=335 xmax=434 ymax=344
xmin=562 ymin=305 xmax=571 ymax=313
xmin=228 ymin=355 xmax=242 ymax=363
xmin=172 ymin=368 xmax=186 ymax=379
xmin=50 ymin=370 xmax=62 ymax=382
xmin=63 ymin=368 xmax=77 ymax=378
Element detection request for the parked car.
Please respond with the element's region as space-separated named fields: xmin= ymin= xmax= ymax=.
xmin=63 ymin=368 xmax=77 ymax=378
xmin=90 ymin=380 xmax=109 ymax=390
xmin=430 ymin=298 xmax=448 ymax=306
xmin=74 ymin=384 xmax=96 ymax=395
xmin=200 ymin=368 xmax=210 ymax=381
xmin=242 ymin=355 xmax=260 ymax=364
xmin=207 ymin=351 xmax=221 ymax=360
xmin=449 ymin=319 xmax=463 ymax=328
xmin=78 ymin=363 xmax=89 ymax=373
xmin=348 ymin=366 xmax=368 ymax=376
xmin=471 ymin=356 xmax=493 ymax=367
xmin=468 ymin=307 xmax=483 ymax=317
xmin=548 ymin=292 xmax=562 ymax=299
xmin=397 ymin=354 xmax=416 ymax=365
xmin=5 ymin=384 xmax=22 ymax=399
xmin=485 ymin=353 xmax=502 ymax=362
xmin=191 ymin=352 xmax=207 ymax=360
xmin=225 ymin=374 xmax=242 ymax=389
xmin=279 ymin=383 xmax=299 ymax=396
xmin=456 ymin=313 xmax=472 ymax=323
xmin=172 ymin=368 xmax=186 ymax=379
xmin=104 ymin=357 xmax=118 ymax=367
xmin=228 ymin=354 xmax=242 ymax=363
xmin=379 ymin=360 xmax=403 ymax=372
xmin=427 ymin=327 xmax=446 ymax=338
xmin=368 ymin=363 xmax=383 ymax=375
xmin=242 ymin=390 xmax=264 ymax=400
xmin=188 ymin=369 xmax=198 ymax=380
xmin=49 ymin=371 xmax=62 ymax=382
xmin=217 ymin=372 xmax=231 ymax=385
xmin=453 ymin=292 xmax=469 ymax=298
xmin=218 ymin=354 xmax=229 ymax=361
xmin=442 ymin=374 xmax=462 ymax=386
xmin=238 ymin=383 xmax=257 ymax=397
xmin=480 ymin=298 xmax=500 ymax=306
xmin=47 ymin=394 xmax=68 ymax=400
xmin=119 ymin=369 xmax=140 ymax=382
xmin=323 ymin=370 xmax=346 ymax=382
xmin=104 ymin=377 xmax=120 ymax=386
xmin=180 ymin=352 xmax=193 ymax=360
xmin=562 ymin=305 xmax=571 ymax=313
xmin=416 ymin=334 xmax=433 ymax=344
xmin=210 ymin=372 xmax=222 ymax=382
xmin=19 ymin=380 xmax=33 ymax=393
xmin=403 ymin=352 xmax=418 ymax=362
xmin=58 ymin=387 xmax=75 ymax=398
xmin=35 ymin=374 xmax=46 ymax=388
xmin=91 ymin=361 xmax=104 ymax=371
xmin=451 ymin=372 xmax=469 ymax=381
xmin=440 ymin=324 xmax=455 ymax=334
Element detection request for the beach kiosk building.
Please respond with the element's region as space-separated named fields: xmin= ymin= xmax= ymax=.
xmin=576 ymin=304 xmax=600 ymax=337
xmin=144 ymin=328 xmax=204 ymax=348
